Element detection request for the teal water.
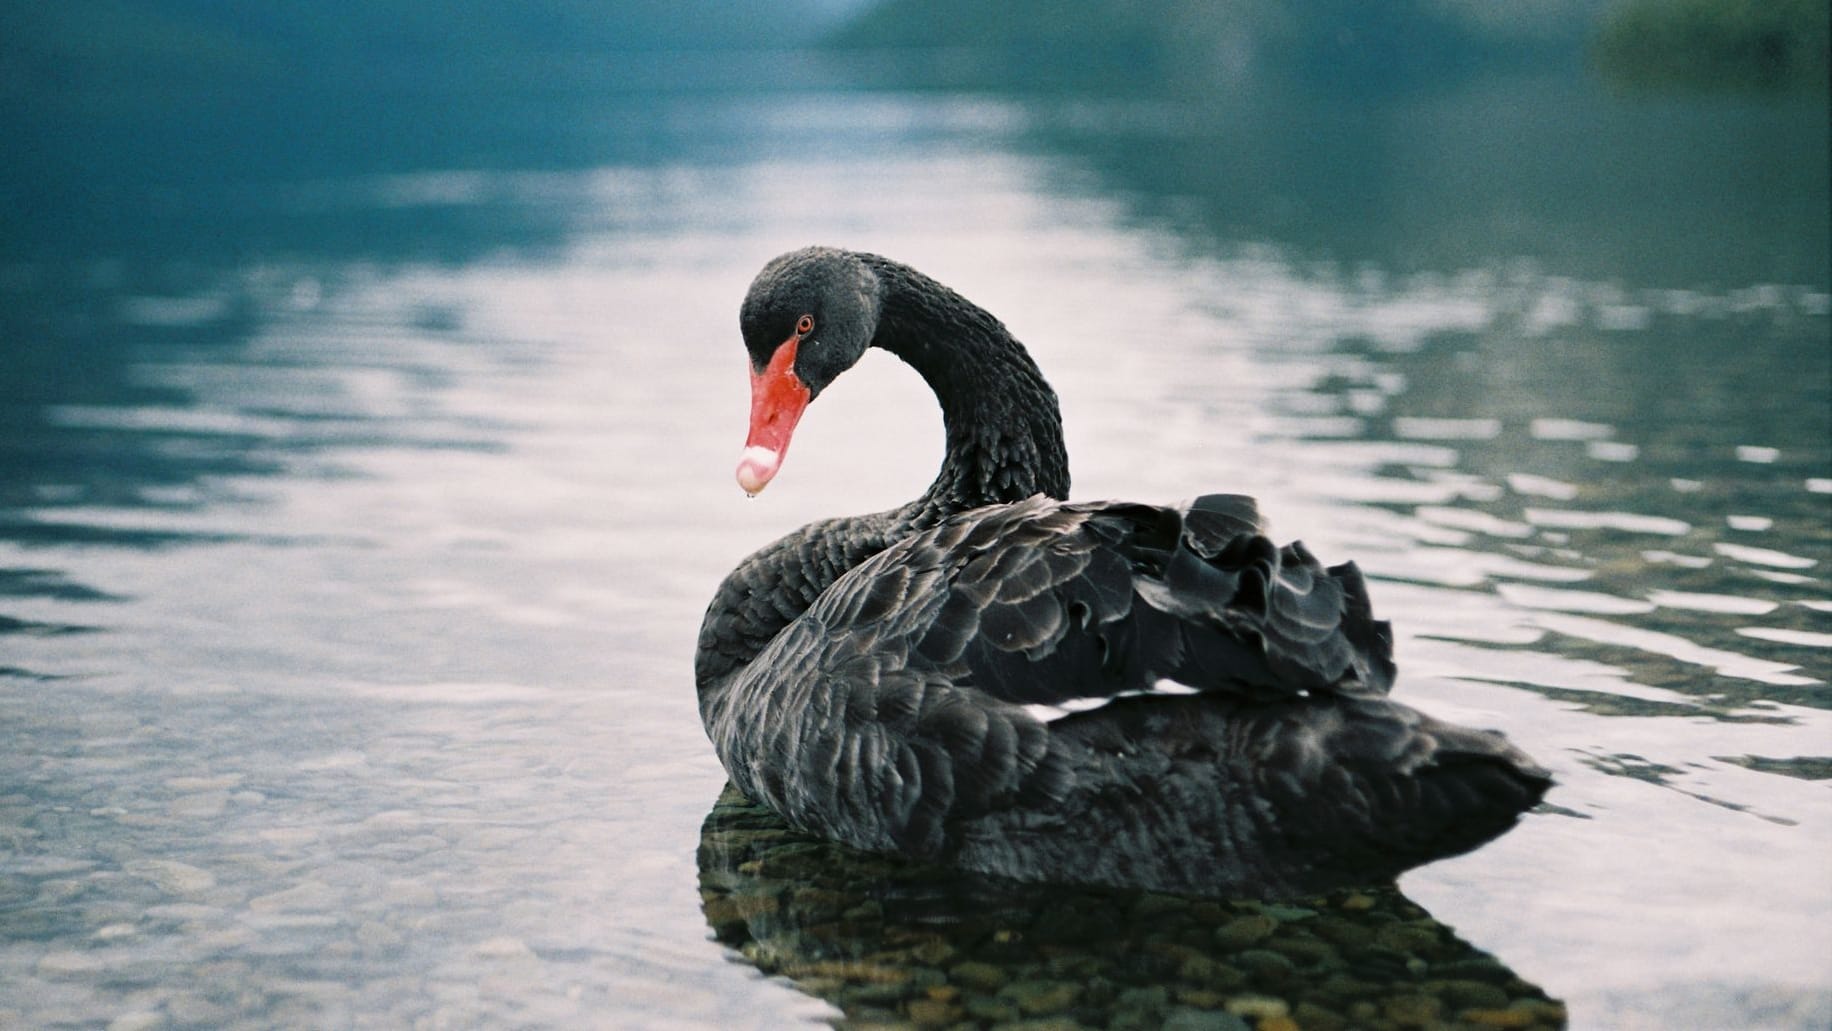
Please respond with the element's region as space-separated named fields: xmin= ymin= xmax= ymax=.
xmin=1 ymin=48 xmax=1828 ymax=1030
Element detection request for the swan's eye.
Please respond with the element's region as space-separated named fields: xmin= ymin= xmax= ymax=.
xmin=796 ymin=314 xmax=815 ymax=336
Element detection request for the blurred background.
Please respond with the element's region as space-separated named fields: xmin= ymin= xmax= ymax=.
xmin=1 ymin=2 xmax=1827 ymax=1029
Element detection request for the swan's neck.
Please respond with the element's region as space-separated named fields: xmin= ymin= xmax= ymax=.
xmin=695 ymin=257 xmax=1070 ymax=699
xmin=864 ymin=255 xmax=1070 ymax=523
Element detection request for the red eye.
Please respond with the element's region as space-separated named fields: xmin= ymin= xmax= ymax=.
xmin=796 ymin=314 xmax=814 ymax=335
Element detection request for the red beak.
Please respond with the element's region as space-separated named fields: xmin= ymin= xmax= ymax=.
xmin=736 ymin=335 xmax=811 ymax=495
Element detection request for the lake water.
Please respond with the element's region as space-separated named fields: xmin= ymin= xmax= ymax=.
xmin=1 ymin=53 xmax=1828 ymax=1029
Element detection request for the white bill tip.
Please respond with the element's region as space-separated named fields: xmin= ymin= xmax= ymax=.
xmin=736 ymin=446 xmax=782 ymax=495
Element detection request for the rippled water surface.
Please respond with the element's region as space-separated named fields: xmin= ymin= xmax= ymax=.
xmin=2 ymin=60 xmax=1828 ymax=1029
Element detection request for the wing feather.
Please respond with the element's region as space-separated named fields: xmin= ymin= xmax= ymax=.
xmin=716 ymin=492 xmax=1396 ymax=864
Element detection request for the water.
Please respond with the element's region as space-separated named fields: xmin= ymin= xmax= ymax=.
xmin=2 ymin=51 xmax=1828 ymax=1030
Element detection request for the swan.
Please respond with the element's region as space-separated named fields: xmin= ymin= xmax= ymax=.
xmin=695 ymin=247 xmax=1548 ymax=896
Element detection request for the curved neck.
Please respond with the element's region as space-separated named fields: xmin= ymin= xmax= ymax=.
xmin=862 ymin=255 xmax=1070 ymax=522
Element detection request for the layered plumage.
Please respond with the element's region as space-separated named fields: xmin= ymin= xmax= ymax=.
xmin=696 ymin=247 xmax=1549 ymax=896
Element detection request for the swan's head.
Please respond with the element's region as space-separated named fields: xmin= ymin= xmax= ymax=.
xmin=733 ymin=247 xmax=883 ymax=495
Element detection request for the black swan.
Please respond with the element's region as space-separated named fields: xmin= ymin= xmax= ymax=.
xmin=696 ymin=247 xmax=1550 ymax=897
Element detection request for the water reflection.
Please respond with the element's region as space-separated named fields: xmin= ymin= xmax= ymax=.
xmin=0 ymin=38 xmax=1827 ymax=1030
xmin=1303 ymin=275 xmax=1832 ymax=718
xmin=700 ymin=787 xmax=1565 ymax=1030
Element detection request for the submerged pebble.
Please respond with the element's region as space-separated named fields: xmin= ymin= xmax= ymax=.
xmin=1212 ymin=914 xmax=1277 ymax=950
xmin=1161 ymin=1007 xmax=1250 ymax=1031
xmin=1222 ymin=992 xmax=1289 ymax=1018
xmin=1000 ymin=978 xmax=1083 ymax=1015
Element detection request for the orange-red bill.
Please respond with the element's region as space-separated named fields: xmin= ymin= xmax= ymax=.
xmin=736 ymin=335 xmax=811 ymax=495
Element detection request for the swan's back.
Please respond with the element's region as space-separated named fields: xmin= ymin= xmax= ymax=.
xmin=698 ymin=493 xmax=1549 ymax=896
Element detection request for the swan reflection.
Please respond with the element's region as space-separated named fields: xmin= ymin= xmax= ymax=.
xmin=699 ymin=786 xmax=1565 ymax=1029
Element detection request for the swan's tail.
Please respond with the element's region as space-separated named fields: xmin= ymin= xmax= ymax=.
xmin=1028 ymin=689 xmax=1549 ymax=896
xmin=1248 ymin=695 xmax=1553 ymax=890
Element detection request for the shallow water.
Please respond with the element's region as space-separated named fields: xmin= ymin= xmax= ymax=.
xmin=2 ymin=56 xmax=1829 ymax=1030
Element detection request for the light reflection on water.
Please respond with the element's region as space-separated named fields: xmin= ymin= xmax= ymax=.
xmin=1 ymin=86 xmax=1828 ymax=1029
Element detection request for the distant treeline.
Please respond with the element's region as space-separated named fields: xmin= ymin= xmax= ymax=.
xmin=1 ymin=0 xmax=1824 ymax=106
xmin=829 ymin=0 xmax=1830 ymax=93
xmin=829 ymin=0 xmax=1596 ymax=91
xmin=1595 ymin=0 xmax=1829 ymax=90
